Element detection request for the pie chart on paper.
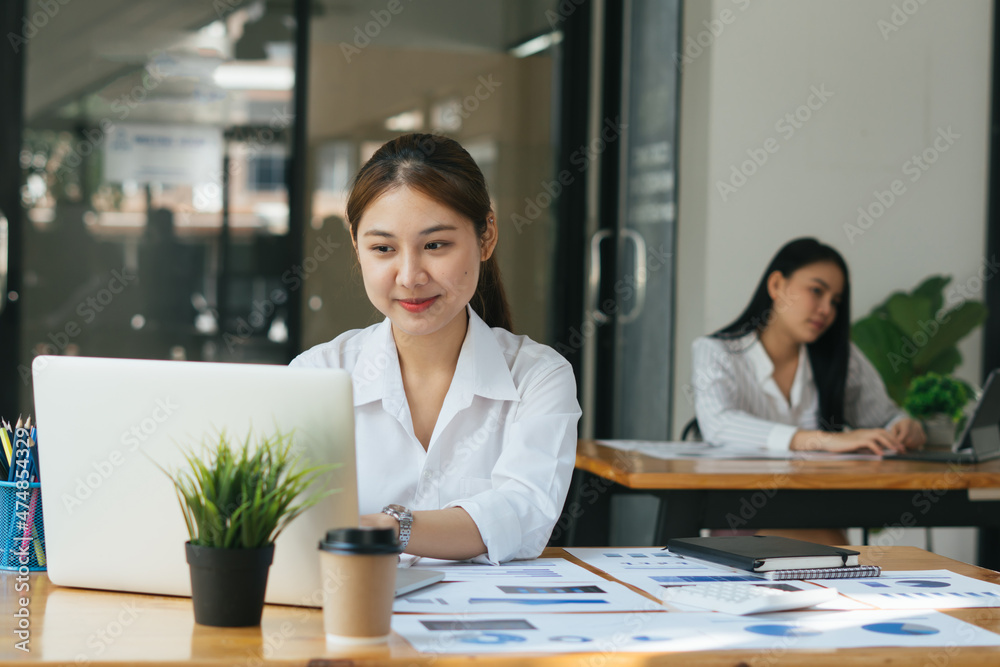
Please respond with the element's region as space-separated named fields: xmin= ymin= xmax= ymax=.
xmin=862 ymin=622 xmax=940 ymax=636
xmin=744 ymin=624 xmax=821 ymax=638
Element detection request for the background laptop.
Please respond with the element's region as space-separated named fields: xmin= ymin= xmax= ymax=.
xmin=886 ymin=368 xmax=1000 ymax=463
xmin=32 ymin=355 xmax=364 ymax=606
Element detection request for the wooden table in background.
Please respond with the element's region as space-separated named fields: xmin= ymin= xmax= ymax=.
xmin=567 ymin=440 xmax=1000 ymax=569
xmin=2 ymin=546 xmax=1000 ymax=665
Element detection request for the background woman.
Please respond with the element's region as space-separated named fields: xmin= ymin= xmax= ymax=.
xmin=691 ymin=237 xmax=925 ymax=543
xmin=291 ymin=134 xmax=581 ymax=564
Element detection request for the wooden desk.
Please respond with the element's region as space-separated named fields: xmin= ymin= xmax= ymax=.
xmin=567 ymin=440 xmax=1000 ymax=568
xmin=2 ymin=546 xmax=999 ymax=665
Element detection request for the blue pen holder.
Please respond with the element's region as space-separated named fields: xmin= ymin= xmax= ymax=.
xmin=0 ymin=481 xmax=46 ymax=571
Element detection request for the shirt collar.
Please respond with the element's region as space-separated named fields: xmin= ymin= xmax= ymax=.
xmin=744 ymin=332 xmax=775 ymax=386
xmin=464 ymin=306 xmax=520 ymax=402
xmin=350 ymin=306 xmax=520 ymax=409
xmin=351 ymin=316 xmax=402 ymax=409
xmin=743 ymin=331 xmax=812 ymax=406
xmin=743 ymin=332 xmax=810 ymax=385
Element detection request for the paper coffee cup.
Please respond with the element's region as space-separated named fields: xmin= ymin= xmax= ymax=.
xmin=318 ymin=527 xmax=400 ymax=644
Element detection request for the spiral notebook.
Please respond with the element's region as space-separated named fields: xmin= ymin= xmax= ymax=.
xmin=667 ymin=536 xmax=881 ymax=580
xmin=761 ymin=565 xmax=881 ymax=580
xmin=667 ymin=535 xmax=861 ymax=572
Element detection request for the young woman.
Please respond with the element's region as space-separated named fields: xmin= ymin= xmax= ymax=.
xmin=291 ymin=134 xmax=581 ymax=564
xmin=692 ymin=237 xmax=925 ymax=455
xmin=692 ymin=238 xmax=925 ymax=544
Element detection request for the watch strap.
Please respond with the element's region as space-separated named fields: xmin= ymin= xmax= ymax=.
xmin=381 ymin=504 xmax=413 ymax=550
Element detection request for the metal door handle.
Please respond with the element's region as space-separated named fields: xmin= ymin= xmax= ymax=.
xmin=618 ymin=228 xmax=647 ymax=324
xmin=0 ymin=212 xmax=8 ymax=317
xmin=587 ymin=229 xmax=613 ymax=324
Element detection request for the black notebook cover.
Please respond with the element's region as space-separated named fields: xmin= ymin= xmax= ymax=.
xmin=667 ymin=536 xmax=860 ymax=572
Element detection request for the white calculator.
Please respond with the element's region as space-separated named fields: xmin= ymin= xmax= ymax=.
xmin=661 ymin=582 xmax=838 ymax=615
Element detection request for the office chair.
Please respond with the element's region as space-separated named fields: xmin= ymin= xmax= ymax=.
xmin=680 ymin=417 xmax=702 ymax=442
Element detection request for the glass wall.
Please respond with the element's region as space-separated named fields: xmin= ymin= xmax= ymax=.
xmin=13 ymin=0 xmax=565 ymax=413
xmin=611 ymin=0 xmax=681 ymax=439
xmin=300 ymin=0 xmax=561 ymax=348
xmin=17 ymin=1 xmax=304 ymax=410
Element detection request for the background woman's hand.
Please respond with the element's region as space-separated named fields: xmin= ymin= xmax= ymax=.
xmin=791 ymin=428 xmax=905 ymax=455
xmin=890 ymin=418 xmax=926 ymax=450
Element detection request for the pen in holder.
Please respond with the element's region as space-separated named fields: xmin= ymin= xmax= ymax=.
xmin=1 ymin=417 xmax=45 ymax=571
xmin=0 ymin=480 xmax=46 ymax=571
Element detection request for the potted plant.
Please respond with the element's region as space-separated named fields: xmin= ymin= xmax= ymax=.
xmin=161 ymin=429 xmax=336 ymax=627
xmin=851 ymin=275 xmax=987 ymax=404
xmin=903 ymin=372 xmax=976 ymax=447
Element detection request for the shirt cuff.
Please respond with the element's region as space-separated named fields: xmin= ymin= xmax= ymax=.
xmin=445 ymin=491 xmax=519 ymax=565
xmin=766 ymin=424 xmax=799 ymax=452
xmin=885 ymin=412 xmax=908 ymax=429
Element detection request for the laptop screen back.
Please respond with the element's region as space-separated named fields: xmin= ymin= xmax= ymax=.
xmin=32 ymin=355 xmax=358 ymax=606
xmin=956 ymin=368 xmax=1000 ymax=460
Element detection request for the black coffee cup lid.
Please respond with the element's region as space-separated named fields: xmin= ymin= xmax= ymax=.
xmin=319 ymin=527 xmax=401 ymax=555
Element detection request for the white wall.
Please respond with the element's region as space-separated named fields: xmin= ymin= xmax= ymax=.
xmin=674 ymin=0 xmax=993 ymax=435
xmin=671 ymin=0 xmax=993 ymax=562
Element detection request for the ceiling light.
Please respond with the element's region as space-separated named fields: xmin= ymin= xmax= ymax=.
xmin=213 ymin=64 xmax=294 ymax=90
xmin=385 ymin=110 xmax=424 ymax=132
xmin=509 ymin=31 xmax=563 ymax=58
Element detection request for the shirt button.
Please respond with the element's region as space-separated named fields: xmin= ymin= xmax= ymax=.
xmin=423 ymin=471 xmax=433 ymax=481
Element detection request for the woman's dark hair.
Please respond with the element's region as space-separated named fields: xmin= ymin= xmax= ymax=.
xmin=713 ymin=237 xmax=851 ymax=431
xmin=345 ymin=133 xmax=513 ymax=331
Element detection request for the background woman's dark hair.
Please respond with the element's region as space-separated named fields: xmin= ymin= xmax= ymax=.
xmin=713 ymin=237 xmax=851 ymax=431
xmin=346 ymin=133 xmax=513 ymax=331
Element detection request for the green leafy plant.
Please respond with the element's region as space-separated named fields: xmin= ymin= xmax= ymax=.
xmin=851 ymin=275 xmax=987 ymax=404
xmin=161 ymin=429 xmax=338 ymax=549
xmin=903 ymin=372 xmax=975 ymax=422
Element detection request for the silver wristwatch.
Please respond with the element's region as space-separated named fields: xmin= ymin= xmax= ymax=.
xmin=381 ymin=504 xmax=413 ymax=550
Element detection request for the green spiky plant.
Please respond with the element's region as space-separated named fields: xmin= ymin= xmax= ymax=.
xmin=851 ymin=276 xmax=987 ymax=404
xmin=162 ymin=429 xmax=338 ymax=549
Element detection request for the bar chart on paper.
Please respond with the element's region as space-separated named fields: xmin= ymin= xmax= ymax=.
xmin=822 ymin=570 xmax=1000 ymax=609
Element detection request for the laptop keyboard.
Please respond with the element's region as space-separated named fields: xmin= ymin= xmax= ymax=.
xmin=884 ymin=449 xmax=977 ymax=463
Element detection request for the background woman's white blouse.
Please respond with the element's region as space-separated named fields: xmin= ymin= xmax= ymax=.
xmin=290 ymin=308 xmax=581 ymax=563
xmin=692 ymin=333 xmax=905 ymax=450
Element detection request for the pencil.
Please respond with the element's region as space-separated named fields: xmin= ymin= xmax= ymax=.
xmin=0 ymin=419 xmax=12 ymax=481
xmin=0 ymin=430 xmax=9 ymax=480
xmin=0 ymin=424 xmax=11 ymax=466
xmin=25 ymin=426 xmax=39 ymax=482
xmin=32 ymin=525 xmax=45 ymax=566
xmin=5 ymin=424 xmax=18 ymax=483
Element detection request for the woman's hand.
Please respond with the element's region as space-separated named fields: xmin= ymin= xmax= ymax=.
xmin=359 ymin=508 xmax=487 ymax=560
xmin=890 ymin=418 xmax=926 ymax=450
xmin=790 ymin=429 xmax=905 ymax=455
xmin=360 ymin=512 xmax=400 ymax=540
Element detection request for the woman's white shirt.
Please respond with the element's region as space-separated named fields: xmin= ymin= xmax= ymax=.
xmin=290 ymin=307 xmax=581 ymax=564
xmin=692 ymin=333 xmax=905 ymax=451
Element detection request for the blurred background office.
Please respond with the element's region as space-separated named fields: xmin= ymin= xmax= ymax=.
xmin=1 ymin=0 xmax=998 ymax=559
xmin=1 ymin=0 xmax=591 ymax=408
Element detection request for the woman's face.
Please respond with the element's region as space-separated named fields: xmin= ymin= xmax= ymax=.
xmin=353 ymin=185 xmax=496 ymax=340
xmin=766 ymin=260 xmax=845 ymax=343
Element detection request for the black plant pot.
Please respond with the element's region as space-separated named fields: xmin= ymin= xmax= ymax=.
xmin=185 ymin=541 xmax=275 ymax=627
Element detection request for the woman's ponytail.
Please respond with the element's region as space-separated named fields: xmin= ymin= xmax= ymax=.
xmin=472 ymin=254 xmax=512 ymax=330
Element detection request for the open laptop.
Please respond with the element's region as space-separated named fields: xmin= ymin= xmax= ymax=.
xmin=32 ymin=355 xmax=441 ymax=605
xmin=885 ymin=368 xmax=1000 ymax=463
